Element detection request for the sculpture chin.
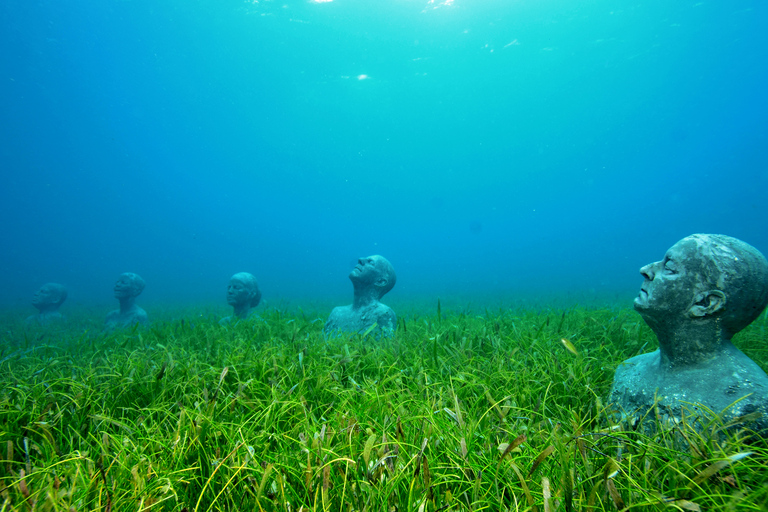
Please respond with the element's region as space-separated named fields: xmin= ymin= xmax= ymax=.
xmin=633 ymin=296 xmax=649 ymax=312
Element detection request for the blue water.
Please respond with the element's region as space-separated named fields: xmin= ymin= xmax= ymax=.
xmin=2 ymin=0 xmax=767 ymax=311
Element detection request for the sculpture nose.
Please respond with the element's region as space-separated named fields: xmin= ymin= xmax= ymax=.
xmin=640 ymin=263 xmax=655 ymax=280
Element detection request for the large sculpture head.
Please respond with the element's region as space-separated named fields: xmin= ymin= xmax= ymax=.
xmin=32 ymin=283 xmax=67 ymax=311
xmin=634 ymin=234 xmax=768 ymax=339
xmin=227 ymin=272 xmax=261 ymax=308
xmin=349 ymin=255 xmax=396 ymax=299
xmin=114 ymin=272 xmax=146 ymax=300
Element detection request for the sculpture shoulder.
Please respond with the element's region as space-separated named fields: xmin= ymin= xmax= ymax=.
xmin=373 ymin=303 xmax=397 ymax=331
xmin=613 ymin=351 xmax=659 ymax=380
xmin=134 ymin=306 xmax=149 ymax=324
xmin=324 ymin=305 xmax=352 ymax=331
xmin=105 ymin=307 xmax=149 ymax=329
xmin=323 ymin=303 xmax=397 ymax=338
xmin=25 ymin=312 xmax=66 ymax=327
xmin=327 ymin=305 xmax=352 ymax=319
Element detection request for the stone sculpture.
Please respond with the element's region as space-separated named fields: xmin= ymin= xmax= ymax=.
xmin=25 ymin=282 xmax=67 ymax=326
xmin=219 ymin=272 xmax=262 ymax=325
xmin=610 ymin=234 xmax=768 ymax=434
xmin=324 ymin=255 xmax=397 ymax=338
xmin=104 ymin=272 xmax=149 ymax=331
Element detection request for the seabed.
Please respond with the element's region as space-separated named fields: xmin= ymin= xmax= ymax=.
xmin=0 ymin=303 xmax=766 ymax=511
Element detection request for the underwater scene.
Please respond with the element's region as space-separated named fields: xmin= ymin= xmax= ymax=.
xmin=2 ymin=0 xmax=768 ymax=510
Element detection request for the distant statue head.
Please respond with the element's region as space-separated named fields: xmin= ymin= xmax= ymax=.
xmin=634 ymin=234 xmax=768 ymax=365
xmin=349 ymin=255 xmax=396 ymax=300
xmin=114 ymin=272 xmax=145 ymax=300
xmin=324 ymin=255 xmax=398 ymax=339
xmin=27 ymin=282 xmax=68 ymax=327
xmin=105 ymin=272 xmax=148 ymax=331
xmin=31 ymin=283 xmax=67 ymax=312
xmin=226 ymin=272 xmax=261 ymax=319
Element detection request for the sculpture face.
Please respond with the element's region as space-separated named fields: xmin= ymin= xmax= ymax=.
xmin=32 ymin=283 xmax=66 ymax=309
xmin=349 ymin=256 xmax=381 ymax=286
xmin=634 ymin=238 xmax=701 ymax=319
xmin=114 ymin=273 xmax=144 ymax=299
xmin=227 ymin=276 xmax=251 ymax=306
xmin=634 ymin=234 xmax=768 ymax=339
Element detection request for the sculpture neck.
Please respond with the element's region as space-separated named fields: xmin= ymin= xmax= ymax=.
xmin=654 ymin=319 xmax=731 ymax=368
xmin=352 ymin=285 xmax=380 ymax=309
xmin=233 ymin=303 xmax=251 ymax=320
xmin=118 ymin=296 xmax=137 ymax=314
xmin=34 ymin=303 xmax=59 ymax=314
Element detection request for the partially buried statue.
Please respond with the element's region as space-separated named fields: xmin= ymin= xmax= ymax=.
xmin=610 ymin=234 xmax=768 ymax=434
xmin=324 ymin=255 xmax=397 ymax=339
xmin=219 ymin=272 xmax=261 ymax=325
xmin=26 ymin=282 xmax=67 ymax=326
xmin=104 ymin=272 xmax=149 ymax=331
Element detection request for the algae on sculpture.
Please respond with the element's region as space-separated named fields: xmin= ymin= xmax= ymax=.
xmin=324 ymin=255 xmax=397 ymax=338
xmin=610 ymin=234 xmax=768 ymax=434
xmin=104 ymin=272 xmax=149 ymax=331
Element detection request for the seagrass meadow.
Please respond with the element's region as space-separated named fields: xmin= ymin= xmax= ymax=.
xmin=1 ymin=304 xmax=767 ymax=511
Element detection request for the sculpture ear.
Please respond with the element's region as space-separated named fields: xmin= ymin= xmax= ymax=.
xmin=687 ymin=290 xmax=727 ymax=318
xmin=375 ymin=277 xmax=389 ymax=288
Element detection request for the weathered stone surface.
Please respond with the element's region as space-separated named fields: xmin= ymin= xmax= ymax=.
xmin=610 ymin=234 xmax=768 ymax=435
xmin=324 ymin=255 xmax=397 ymax=339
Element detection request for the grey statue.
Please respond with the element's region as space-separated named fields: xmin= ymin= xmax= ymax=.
xmin=219 ymin=272 xmax=262 ymax=325
xmin=324 ymin=255 xmax=397 ymax=338
xmin=610 ymin=234 xmax=768 ymax=434
xmin=25 ymin=282 xmax=67 ymax=326
xmin=104 ymin=272 xmax=149 ymax=331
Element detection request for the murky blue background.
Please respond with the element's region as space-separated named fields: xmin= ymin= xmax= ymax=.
xmin=2 ymin=0 xmax=766 ymax=312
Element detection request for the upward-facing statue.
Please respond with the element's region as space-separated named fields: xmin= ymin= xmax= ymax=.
xmin=26 ymin=282 xmax=67 ymax=327
xmin=324 ymin=255 xmax=397 ymax=339
xmin=610 ymin=234 xmax=768 ymax=434
xmin=104 ymin=272 xmax=149 ymax=331
xmin=219 ymin=272 xmax=261 ymax=325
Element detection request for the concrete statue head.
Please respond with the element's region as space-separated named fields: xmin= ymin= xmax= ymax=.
xmin=32 ymin=283 xmax=68 ymax=311
xmin=611 ymin=234 xmax=768 ymax=435
xmin=225 ymin=272 xmax=261 ymax=321
xmin=105 ymin=272 xmax=149 ymax=331
xmin=26 ymin=282 xmax=67 ymax=326
xmin=634 ymin=234 xmax=768 ymax=366
xmin=349 ymin=255 xmax=397 ymax=300
xmin=324 ymin=255 xmax=398 ymax=339
xmin=114 ymin=272 xmax=146 ymax=300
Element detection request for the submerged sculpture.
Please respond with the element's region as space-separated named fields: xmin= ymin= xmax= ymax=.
xmin=219 ymin=272 xmax=262 ymax=325
xmin=104 ymin=272 xmax=149 ymax=331
xmin=324 ymin=255 xmax=397 ymax=338
xmin=26 ymin=282 xmax=67 ymax=326
xmin=610 ymin=234 xmax=768 ymax=434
